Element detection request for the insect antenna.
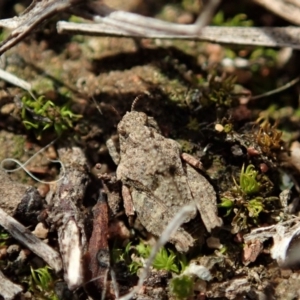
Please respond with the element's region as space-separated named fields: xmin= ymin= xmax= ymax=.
xmin=131 ymin=91 xmax=151 ymax=111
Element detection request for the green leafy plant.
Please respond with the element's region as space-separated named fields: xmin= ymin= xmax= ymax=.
xmin=134 ymin=243 xmax=182 ymax=274
xmin=219 ymin=164 xmax=278 ymax=232
xmin=234 ymin=164 xmax=260 ymax=196
xmin=249 ymin=48 xmax=278 ymax=69
xmin=153 ymin=248 xmax=180 ymax=273
xmin=113 ymin=241 xmax=194 ymax=299
xmin=114 ymin=241 xmax=186 ymax=275
xmin=218 ymin=197 xmax=234 ymax=217
xmin=213 ymin=11 xmax=253 ymax=27
xmin=112 ymin=242 xmax=131 ymax=263
xmin=199 ymin=75 xmax=237 ymax=109
xmin=246 ymin=198 xmax=265 ymax=218
xmin=29 ymin=266 xmax=58 ymax=300
xmin=20 ymin=95 xmax=81 ymax=138
xmin=0 ymin=227 xmax=10 ymax=247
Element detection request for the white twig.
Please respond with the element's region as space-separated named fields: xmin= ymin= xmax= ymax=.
xmin=0 ymin=68 xmax=32 ymax=91
xmin=57 ymin=23 xmax=300 ymax=49
xmin=194 ymin=0 xmax=221 ymax=31
xmin=252 ymin=0 xmax=300 ymax=25
xmin=0 ymin=0 xmax=220 ymax=55
xmin=91 ymin=0 xmax=220 ymax=36
xmin=0 ymin=0 xmax=84 ymax=55
xmin=0 ymin=270 xmax=23 ymax=300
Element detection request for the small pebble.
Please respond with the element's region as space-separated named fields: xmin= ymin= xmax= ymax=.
xmin=0 ymin=103 xmax=15 ymax=115
xmin=259 ymin=163 xmax=269 ymax=173
xmin=7 ymin=244 xmax=20 ymax=259
xmin=23 ymin=291 xmax=32 ymax=299
xmin=215 ymin=124 xmax=224 ymax=132
xmin=32 ymin=222 xmax=49 ymax=239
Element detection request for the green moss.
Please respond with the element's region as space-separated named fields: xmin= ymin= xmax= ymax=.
xmin=235 ymin=164 xmax=260 ymax=196
xmin=170 ymin=275 xmax=194 ymax=299
xmin=68 ymin=15 xmax=84 ymax=23
xmin=199 ymin=75 xmax=237 ymax=108
xmin=186 ymin=117 xmax=201 ymax=131
xmin=20 ymin=95 xmax=81 ymax=138
xmin=177 ymin=139 xmax=195 ymax=153
xmin=113 ymin=241 xmax=187 ymax=275
xmin=219 ymin=164 xmax=279 ymax=232
xmin=212 ymin=11 xmax=253 ymax=27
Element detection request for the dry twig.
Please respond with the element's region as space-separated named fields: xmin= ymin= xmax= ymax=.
xmin=252 ymin=0 xmax=300 ymax=25
xmin=0 ymin=0 xmax=85 ymax=55
xmin=0 ymin=68 xmax=31 ymax=91
xmin=0 ymin=270 xmax=23 ymax=300
xmin=57 ymin=23 xmax=300 ymax=50
xmin=46 ymin=146 xmax=90 ymax=290
xmin=0 ymin=0 xmax=220 ymax=55
xmin=0 ymin=207 xmax=62 ymax=272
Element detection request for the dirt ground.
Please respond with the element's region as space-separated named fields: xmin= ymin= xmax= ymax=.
xmin=1 ymin=1 xmax=300 ymax=300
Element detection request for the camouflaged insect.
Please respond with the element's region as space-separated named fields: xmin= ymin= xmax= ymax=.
xmin=107 ymin=110 xmax=222 ymax=252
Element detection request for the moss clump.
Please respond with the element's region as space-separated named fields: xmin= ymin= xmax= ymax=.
xmin=169 ymin=275 xmax=194 ymax=299
xmin=219 ymin=164 xmax=279 ymax=233
xmin=20 ymin=95 xmax=81 ymax=138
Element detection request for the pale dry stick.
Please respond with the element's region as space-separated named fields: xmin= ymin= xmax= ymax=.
xmin=0 ymin=270 xmax=23 ymax=300
xmin=57 ymin=23 xmax=300 ymax=50
xmin=244 ymin=216 xmax=300 ymax=266
xmin=46 ymin=147 xmax=90 ymax=290
xmin=244 ymin=216 xmax=300 ymax=242
xmin=0 ymin=207 xmax=62 ymax=272
xmin=0 ymin=0 xmax=220 ymax=55
xmin=252 ymin=0 xmax=300 ymax=25
xmin=0 ymin=0 xmax=85 ymax=55
xmin=0 ymin=68 xmax=32 ymax=91
xmin=91 ymin=5 xmax=193 ymax=35
xmin=118 ymin=204 xmax=196 ymax=300
xmin=251 ymin=75 xmax=300 ymax=100
xmin=91 ymin=96 xmax=103 ymax=115
xmin=87 ymin=1 xmax=220 ymax=36
xmin=194 ymin=0 xmax=221 ymax=32
xmin=110 ymin=269 xmax=119 ymax=299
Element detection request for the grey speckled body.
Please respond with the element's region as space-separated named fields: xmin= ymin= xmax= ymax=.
xmin=115 ymin=111 xmax=221 ymax=252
